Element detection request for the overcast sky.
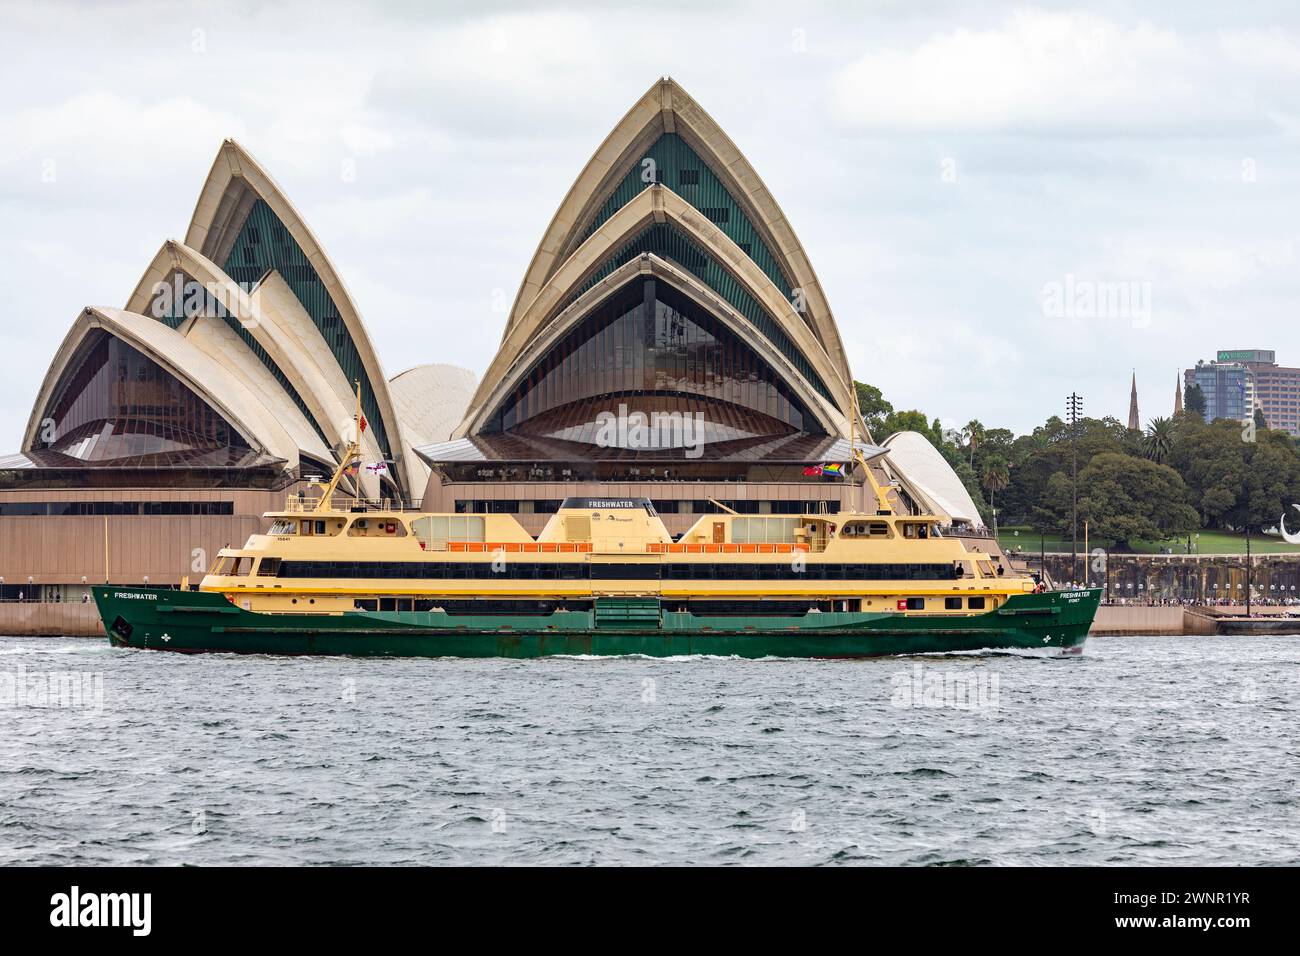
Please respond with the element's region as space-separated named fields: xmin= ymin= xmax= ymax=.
xmin=2 ymin=0 xmax=1298 ymax=449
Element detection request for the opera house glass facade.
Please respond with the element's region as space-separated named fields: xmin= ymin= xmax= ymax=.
xmin=0 ymin=76 xmax=973 ymax=625
xmin=418 ymin=78 xmax=910 ymax=533
xmin=0 ymin=141 xmax=475 ymax=613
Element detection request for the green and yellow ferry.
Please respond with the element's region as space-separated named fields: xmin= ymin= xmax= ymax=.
xmin=92 ymin=448 xmax=1100 ymax=658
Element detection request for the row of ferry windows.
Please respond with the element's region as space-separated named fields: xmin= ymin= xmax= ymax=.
xmin=347 ymin=597 xmax=989 ymax=613
xmin=248 ymin=560 xmax=964 ymax=581
xmin=454 ymin=500 xmax=840 ymax=516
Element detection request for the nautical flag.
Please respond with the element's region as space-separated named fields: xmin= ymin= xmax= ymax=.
xmin=365 ymin=461 xmax=388 ymax=475
xmin=359 ymin=414 xmax=368 ymax=433
xmin=802 ymin=465 xmax=823 ymax=477
xmin=821 ymin=462 xmax=846 ymax=479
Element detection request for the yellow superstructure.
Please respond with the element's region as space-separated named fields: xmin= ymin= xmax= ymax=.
xmin=199 ymin=493 xmax=1032 ymax=618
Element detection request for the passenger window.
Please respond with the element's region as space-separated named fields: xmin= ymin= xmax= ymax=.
xmin=968 ymin=596 xmax=986 ymax=610
xmin=256 ymin=557 xmax=281 ymax=577
xmin=944 ymin=597 xmax=962 ymax=609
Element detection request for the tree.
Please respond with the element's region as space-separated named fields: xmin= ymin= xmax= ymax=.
xmin=981 ymin=455 xmax=1010 ymax=534
xmin=963 ymin=420 xmax=984 ymax=467
xmin=1142 ymin=416 xmax=1175 ymax=464
xmin=1185 ymin=383 xmax=1207 ymax=417
xmin=853 ymin=382 xmax=893 ymax=438
xmin=1167 ymin=420 xmax=1249 ymax=529
xmin=1254 ymin=407 xmax=1268 ymax=433
xmin=1039 ymin=453 xmax=1199 ymax=550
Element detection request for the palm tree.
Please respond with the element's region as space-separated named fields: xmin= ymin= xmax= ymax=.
xmin=963 ymin=420 xmax=985 ymax=467
xmin=981 ymin=455 xmax=1010 ymax=536
xmin=1142 ymin=417 xmax=1175 ymax=464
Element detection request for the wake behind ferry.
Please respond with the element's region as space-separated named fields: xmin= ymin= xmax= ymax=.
xmin=93 ymin=428 xmax=1100 ymax=658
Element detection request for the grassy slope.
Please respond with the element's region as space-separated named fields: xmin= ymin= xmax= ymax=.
xmin=997 ymin=526 xmax=1300 ymax=555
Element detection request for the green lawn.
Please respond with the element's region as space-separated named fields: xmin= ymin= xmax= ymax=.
xmin=996 ymin=526 xmax=1300 ymax=555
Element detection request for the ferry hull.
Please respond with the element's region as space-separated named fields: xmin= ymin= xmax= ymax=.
xmin=92 ymin=587 xmax=1101 ymax=659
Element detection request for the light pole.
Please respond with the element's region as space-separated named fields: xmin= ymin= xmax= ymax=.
xmin=1067 ymin=392 xmax=1083 ymax=586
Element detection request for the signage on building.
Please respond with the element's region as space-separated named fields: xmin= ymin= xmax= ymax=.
xmin=1217 ymin=349 xmax=1275 ymax=364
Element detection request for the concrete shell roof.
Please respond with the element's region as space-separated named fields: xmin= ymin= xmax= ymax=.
xmin=458 ymin=252 xmax=845 ymax=441
xmin=122 ymin=239 xmax=389 ymax=492
xmin=389 ymin=363 xmax=478 ymax=450
xmin=459 ymin=184 xmax=851 ymax=439
xmin=882 ymin=431 xmax=983 ymax=525
xmin=505 ymin=77 xmax=851 ymax=403
xmin=181 ymin=139 xmax=415 ymax=492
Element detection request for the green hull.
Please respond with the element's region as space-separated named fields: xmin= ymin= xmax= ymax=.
xmin=92 ymin=586 xmax=1101 ymax=659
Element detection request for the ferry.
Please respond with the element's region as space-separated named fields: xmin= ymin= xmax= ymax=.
xmin=92 ymin=429 xmax=1101 ymax=659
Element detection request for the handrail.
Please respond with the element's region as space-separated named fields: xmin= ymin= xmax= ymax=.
xmin=282 ymin=496 xmax=423 ymax=513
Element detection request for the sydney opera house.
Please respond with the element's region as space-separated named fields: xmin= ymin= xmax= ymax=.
xmin=0 ymin=78 xmax=979 ymax=622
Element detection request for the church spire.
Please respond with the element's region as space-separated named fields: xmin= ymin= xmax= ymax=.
xmin=1174 ymin=372 xmax=1183 ymax=415
xmin=1128 ymin=371 xmax=1140 ymax=431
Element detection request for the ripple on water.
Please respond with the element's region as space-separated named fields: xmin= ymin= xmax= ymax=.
xmin=1 ymin=634 xmax=1298 ymax=865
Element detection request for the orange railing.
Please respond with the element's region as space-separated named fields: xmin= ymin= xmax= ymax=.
xmin=446 ymin=541 xmax=594 ymax=553
xmin=645 ymin=542 xmax=807 ymax=554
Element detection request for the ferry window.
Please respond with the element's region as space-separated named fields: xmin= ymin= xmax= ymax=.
xmin=230 ymin=557 xmax=252 ymax=576
xmin=268 ymin=520 xmax=296 ymax=535
xmin=944 ymin=597 xmax=962 ymax=610
xmin=732 ymin=516 xmax=798 ymax=544
xmin=256 ymin=558 xmax=281 ymax=577
xmin=903 ymin=524 xmax=918 ymax=539
xmin=977 ymin=561 xmax=995 ymax=576
xmin=868 ymin=522 xmax=890 ymax=537
xmin=968 ymin=596 xmax=986 ymax=610
xmin=411 ymin=515 xmax=486 ymax=550
xmin=211 ymin=556 xmax=232 ymax=575
xmin=904 ymin=597 xmax=925 ymax=610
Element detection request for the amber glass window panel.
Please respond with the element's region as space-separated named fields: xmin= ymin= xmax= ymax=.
xmin=35 ymin=331 xmax=253 ymax=465
xmin=493 ymin=278 xmax=816 ymax=435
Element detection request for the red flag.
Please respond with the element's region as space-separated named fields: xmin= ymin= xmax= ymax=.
xmin=802 ymin=464 xmax=823 ymax=477
xmin=359 ymin=414 xmax=368 ymax=433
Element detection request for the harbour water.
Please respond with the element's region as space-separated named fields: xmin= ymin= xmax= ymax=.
xmin=1 ymin=635 xmax=1297 ymax=866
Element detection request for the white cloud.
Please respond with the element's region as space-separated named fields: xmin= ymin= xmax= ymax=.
xmin=830 ymin=9 xmax=1268 ymax=135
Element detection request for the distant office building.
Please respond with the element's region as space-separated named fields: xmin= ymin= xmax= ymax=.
xmin=1184 ymin=349 xmax=1300 ymax=436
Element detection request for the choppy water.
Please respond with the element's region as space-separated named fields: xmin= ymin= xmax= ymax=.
xmin=1 ymin=634 xmax=1297 ymax=866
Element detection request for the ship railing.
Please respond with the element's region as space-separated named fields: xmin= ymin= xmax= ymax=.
xmin=282 ymin=495 xmax=424 ymax=513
